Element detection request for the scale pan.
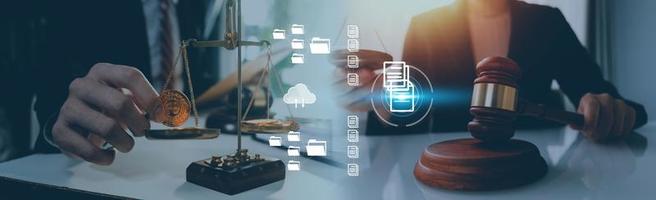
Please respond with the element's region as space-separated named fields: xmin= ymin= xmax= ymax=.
xmin=146 ymin=128 xmax=220 ymax=140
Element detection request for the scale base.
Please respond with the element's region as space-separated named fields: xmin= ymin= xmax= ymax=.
xmin=186 ymin=150 xmax=285 ymax=195
xmin=414 ymin=138 xmax=547 ymax=190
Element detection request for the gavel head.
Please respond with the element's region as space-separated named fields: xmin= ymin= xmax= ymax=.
xmin=468 ymin=57 xmax=522 ymax=143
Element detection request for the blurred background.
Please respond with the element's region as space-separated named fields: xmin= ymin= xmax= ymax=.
xmin=1 ymin=0 xmax=654 ymax=162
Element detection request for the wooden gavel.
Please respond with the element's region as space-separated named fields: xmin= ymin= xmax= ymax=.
xmin=468 ymin=57 xmax=585 ymax=143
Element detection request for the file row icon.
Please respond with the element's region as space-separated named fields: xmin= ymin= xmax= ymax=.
xmin=291 ymin=39 xmax=304 ymax=49
xmin=269 ymin=136 xmax=282 ymax=146
xmin=291 ymin=24 xmax=304 ymax=35
xmin=310 ymin=37 xmax=330 ymax=54
xmin=288 ymin=131 xmax=301 ymax=141
xmin=288 ymin=146 xmax=300 ymax=156
xmin=288 ymin=160 xmax=301 ymax=171
xmin=306 ymin=139 xmax=327 ymax=156
xmin=273 ymin=29 xmax=286 ymax=40
xmin=291 ymin=53 xmax=304 ymax=64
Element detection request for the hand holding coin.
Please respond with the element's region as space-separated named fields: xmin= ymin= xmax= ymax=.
xmin=52 ymin=63 xmax=159 ymax=165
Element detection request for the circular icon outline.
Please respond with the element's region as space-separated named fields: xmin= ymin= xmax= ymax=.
xmin=369 ymin=65 xmax=434 ymax=127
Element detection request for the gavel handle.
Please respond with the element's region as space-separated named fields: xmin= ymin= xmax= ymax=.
xmin=517 ymin=99 xmax=585 ymax=127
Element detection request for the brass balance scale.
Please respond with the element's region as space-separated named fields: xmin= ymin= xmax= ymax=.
xmin=144 ymin=0 xmax=297 ymax=195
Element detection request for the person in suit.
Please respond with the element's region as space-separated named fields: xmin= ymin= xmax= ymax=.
xmin=33 ymin=0 xmax=225 ymax=165
xmin=341 ymin=0 xmax=647 ymax=140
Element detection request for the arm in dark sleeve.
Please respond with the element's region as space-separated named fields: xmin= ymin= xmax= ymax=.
xmin=549 ymin=9 xmax=648 ymax=129
xmin=33 ymin=4 xmax=73 ymax=153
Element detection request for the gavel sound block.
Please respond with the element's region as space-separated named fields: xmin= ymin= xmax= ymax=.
xmin=414 ymin=57 xmax=583 ymax=190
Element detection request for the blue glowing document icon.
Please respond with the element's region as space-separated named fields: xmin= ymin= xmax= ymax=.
xmin=383 ymin=61 xmax=416 ymax=113
xmin=389 ymin=82 xmax=415 ymax=112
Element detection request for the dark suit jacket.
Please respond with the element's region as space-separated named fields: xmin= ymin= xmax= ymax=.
xmin=33 ymin=0 xmax=220 ymax=152
xmin=366 ymin=0 xmax=647 ymax=134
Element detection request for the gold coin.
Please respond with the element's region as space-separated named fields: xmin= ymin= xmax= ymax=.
xmin=156 ymin=90 xmax=191 ymax=127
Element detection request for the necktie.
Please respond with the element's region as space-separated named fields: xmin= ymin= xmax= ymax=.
xmin=159 ymin=0 xmax=176 ymax=89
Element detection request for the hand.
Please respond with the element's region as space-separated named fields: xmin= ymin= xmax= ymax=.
xmin=332 ymin=68 xmax=380 ymax=112
xmin=52 ymin=63 xmax=160 ymax=165
xmin=571 ymin=93 xmax=636 ymax=142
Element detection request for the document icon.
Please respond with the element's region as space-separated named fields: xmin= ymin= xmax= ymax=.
xmin=347 ymin=129 xmax=359 ymax=143
xmin=291 ymin=39 xmax=304 ymax=49
xmin=347 ymin=163 xmax=359 ymax=176
xmin=389 ymin=82 xmax=416 ymax=113
xmin=272 ymin=29 xmax=286 ymax=40
xmin=347 ymin=146 xmax=359 ymax=159
xmin=309 ymin=37 xmax=330 ymax=54
xmin=306 ymin=139 xmax=327 ymax=156
xmin=347 ymin=55 xmax=358 ymax=68
xmin=383 ymin=61 xmax=416 ymax=112
xmin=347 ymin=39 xmax=359 ymax=52
xmin=291 ymin=24 xmax=304 ymax=35
xmin=347 ymin=24 xmax=359 ymax=39
xmin=383 ymin=61 xmax=409 ymax=90
xmin=291 ymin=53 xmax=304 ymax=64
xmin=288 ymin=160 xmax=301 ymax=171
xmin=287 ymin=131 xmax=301 ymax=142
xmin=347 ymin=73 xmax=359 ymax=86
xmin=347 ymin=115 xmax=358 ymax=129
xmin=269 ymin=136 xmax=282 ymax=146
xmin=288 ymin=146 xmax=301 ymax=156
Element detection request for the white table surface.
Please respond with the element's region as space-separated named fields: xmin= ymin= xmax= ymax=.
xmin=1 ymin=122 xmax=655 ymax=200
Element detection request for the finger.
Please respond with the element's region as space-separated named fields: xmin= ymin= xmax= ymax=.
xmin=623 ymin=105 xmax=636 ymax=137
xmin=357 ymin=68 xmax=378 ymax=85
xmin=610 ymin=100 xmax=627 ymax=138
xmin=86 ymin=63 xmax=159 ymax=113
xmin=339 ymin=81 xmax=377 ymax=101
xmin=332 ymin=69 xmax=347 ymax=84
xmin=52 ymin=120 xmax=115 ymax=165
xmin=69 ymin=77 xmax=149 ymax=136
xmin=595 ymin=94 xmax=614 ymax=141
xmin=87 ymin=134 xmax=106 ymax=148
xmin=578 ymin=95 xmax=600 ymax=139
xmin=571 ymin=99 xmax=586 ymax=130
xmin=62 ymin=98 xmax=135 ymax=153
xmin=343 ymin=88 xmax=375 ymax=112
xmin=122 ymin=90 xmax=152 ymax=135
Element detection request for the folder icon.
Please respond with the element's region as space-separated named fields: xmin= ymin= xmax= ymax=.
xmin=287 ymin=131 xmax=301 ymax=142
xmin=305 ymin=139 xmax=327 ymax=156
xmin=347 ymin=39 xmax=359 ymax=52
xmin=288 ymin=160 xmax=301 ymax=171
xmin=288 ymin=146 xmax=301 ymax=156
xmin=309 ymin=37 xmax=330 ymax=54
xmin=291 ymin=39 xmax=304 ymax=49
xmin=269 ymin=136 xmax=282 ymax=146
xmin=291 ymin=53 xmax=304 ymax=64
xmin=272 ymin=29 xmax=286 ymax=40
xmin=291 ymin=24 xmax=304 ymax=35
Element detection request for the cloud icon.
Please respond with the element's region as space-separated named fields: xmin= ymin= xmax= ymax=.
xmin=283 ymin=83 xmax=317 ymax=108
